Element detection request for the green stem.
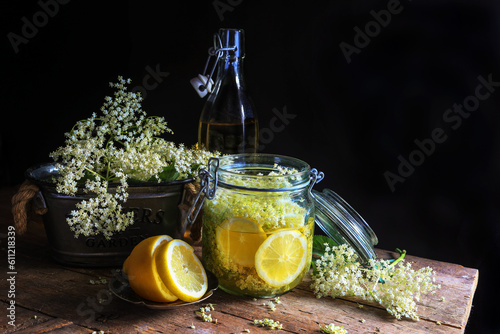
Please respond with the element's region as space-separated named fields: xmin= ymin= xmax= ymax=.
xmin=70 ymin=117 xmax=103 ymax=132
xmin=389 ymin=248 xmax=406 ymax=268
xmin=83 ymin=167 xmax=117 ymax=186
xmin=105 ymin=135 xmax=115 ymax=149
xmin=106 ymin=160 xmax=110 ymax=180
xmin=84 ymin=167 xmax=105 ymax=180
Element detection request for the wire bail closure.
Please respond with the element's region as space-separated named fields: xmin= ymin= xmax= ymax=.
xmin=190 ymin=33 xmax=237 ymax=98
xmin=186 ymin=157 xmax=220 ymax=225
xmin=186 ymin=160 xmax=323 ymax=225
xmin=309 ymin=168 xmax=324 ymax=195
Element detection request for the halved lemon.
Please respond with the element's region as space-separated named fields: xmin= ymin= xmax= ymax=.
xmin=155 ymin=239 xmax=208 ymax=302
xmin=216 ymin=217 xmax=267 ymax=267
xmin=254 ymin=229 xmax=308 ymax=287
xmin=122 ymin=235 xmax=178 ymax=303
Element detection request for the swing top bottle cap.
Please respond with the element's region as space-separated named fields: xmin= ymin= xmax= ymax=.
xmin=219 ymin=28 xmax=245 ymax=58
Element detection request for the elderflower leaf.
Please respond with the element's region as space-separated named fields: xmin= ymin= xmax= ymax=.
xmin=313 ymin=235 xmax=339 ymax=257
xmin=156 ymin=163 xmax=180 ymax=182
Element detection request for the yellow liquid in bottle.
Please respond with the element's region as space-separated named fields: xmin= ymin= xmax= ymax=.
xmin=198 ymin=119 xmax=258 ymax=154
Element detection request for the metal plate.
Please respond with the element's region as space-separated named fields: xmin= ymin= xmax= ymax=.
xmin=109 ymin=270 xmax=218 ymax=309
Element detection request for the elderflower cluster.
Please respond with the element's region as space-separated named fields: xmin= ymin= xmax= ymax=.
xmin=49 ymin=76 xmax=217 ymax=239
xmin=311 ymin=244 xmax=440 ymax=320
xmin=253 ymin=318 xmax=283 ymax=330
xmin=263 ymin=297 xmax=281 ymax=311
xmin=197 ymin=312 xmax=212 ymax=322
xmin=320 ymin=323 xmax=347 ymax=334
xmin=196 ymin=303 xmax=216 ymax=323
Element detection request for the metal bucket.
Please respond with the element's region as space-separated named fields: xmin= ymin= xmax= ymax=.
xmin=26 ymin=163 xmax=192 ymax=267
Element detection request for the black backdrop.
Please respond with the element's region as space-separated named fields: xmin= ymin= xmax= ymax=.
xmin=1 ymin=1 xmax=499 ymax=333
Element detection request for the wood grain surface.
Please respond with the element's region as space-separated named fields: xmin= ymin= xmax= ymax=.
xmin=0 ymin=187 xmax=478 ymax=333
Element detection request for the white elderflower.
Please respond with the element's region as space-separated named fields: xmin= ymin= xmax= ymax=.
xmin=253 ymin=318 xmax=283 ymax=330
xmin=49 ymin=76 xmax=218 ymax=239
xmin=267 ymin=301 xmax=276 ymax=311
xmin=320 ymin=323 xmax=347 ymax=334
xmin=310 ymin=244 xmax=440 ymax=321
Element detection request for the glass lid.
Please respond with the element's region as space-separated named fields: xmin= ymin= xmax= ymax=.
xmin=313 ymin=188 xmax=378 ymax=263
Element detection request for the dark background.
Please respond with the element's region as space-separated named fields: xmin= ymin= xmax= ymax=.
xmin=1 ymin=1 xmax=499 ymax=333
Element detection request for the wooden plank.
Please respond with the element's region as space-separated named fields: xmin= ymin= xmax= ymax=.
xmin=2 ymin=248 xmax=471 ymax=334
xmin=0 ymin=302 xmax=90 ymax=334
xmin=1 ymin=301 xmax=54 ymax=333
xmin=213 ymin=283 xmax=458 ymax=334
xmin=2 ymin=241 xmax=477 ymax=334
xmin=0 ymin=186 xmax=479 ymax=333
xmin=12 ymin=319 xmax=89 ymax=334
xmin=0 ymin=248 xmax=223 ymax=333
xmin=373 ymin=250 xmax=478 ymax=329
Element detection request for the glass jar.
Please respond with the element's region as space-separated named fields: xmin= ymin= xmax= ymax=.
xmin=201 ymin=154 xmax=321 ymax=298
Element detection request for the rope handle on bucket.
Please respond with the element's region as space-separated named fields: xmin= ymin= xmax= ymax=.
xmin=11 ymin=180 xmax=48 ymax=235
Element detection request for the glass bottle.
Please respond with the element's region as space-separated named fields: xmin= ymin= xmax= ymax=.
xmin=198 ymin=28 xmax=258 ymax=154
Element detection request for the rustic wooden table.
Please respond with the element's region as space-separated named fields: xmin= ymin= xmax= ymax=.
xmin=0 ymin=186 xmax=478 ymax=333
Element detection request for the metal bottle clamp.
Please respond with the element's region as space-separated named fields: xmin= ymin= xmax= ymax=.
xmin=190 ymin=33 xmax=237 ymax=98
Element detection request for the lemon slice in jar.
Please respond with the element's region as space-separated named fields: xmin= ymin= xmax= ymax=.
xmin=254 ymin=229 xmax=308 ymax=287
xmin=216 ymin=217 xmax=267 ymax=267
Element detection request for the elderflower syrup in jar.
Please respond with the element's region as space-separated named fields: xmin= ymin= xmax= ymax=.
xmin=199 ymin=154 xmax=323 ymax=298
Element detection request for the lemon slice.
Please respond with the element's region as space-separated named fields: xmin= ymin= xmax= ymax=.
xmin=216 ymin=217 xmax=267 ymax=267
xmin=255 ymin=229 xmax=308 ymax=287
xmin=122 ymin=235 xmax=178 ymax=303
xmin=155 ymin=239 xmax=208 ymax=302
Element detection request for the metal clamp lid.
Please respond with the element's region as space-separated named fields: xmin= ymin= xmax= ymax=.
xmin=186 ymin=158 xmax=219 ymax=225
